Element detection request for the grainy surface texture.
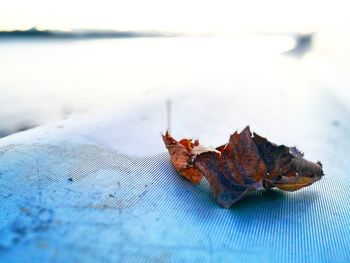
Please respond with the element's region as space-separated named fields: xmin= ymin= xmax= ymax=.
xmin=1 ymin=53 xmax=350 ymax=262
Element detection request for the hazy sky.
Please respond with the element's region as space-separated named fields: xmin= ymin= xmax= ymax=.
xmin=0 ymin=0 xmax=348 ymax=34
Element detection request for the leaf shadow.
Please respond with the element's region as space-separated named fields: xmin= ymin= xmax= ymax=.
xmin=231 ymin=188 xmax=320 ymax=210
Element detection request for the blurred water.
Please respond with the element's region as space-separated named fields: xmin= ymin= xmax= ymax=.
xmin=0 ymin=34 xmax=349 ymax=137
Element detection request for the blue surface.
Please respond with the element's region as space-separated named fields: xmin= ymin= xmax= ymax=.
xmin=0 ymin=141 xmax=349 ymax=263
xmin=1 ymin=85 xmax=350 ymax=263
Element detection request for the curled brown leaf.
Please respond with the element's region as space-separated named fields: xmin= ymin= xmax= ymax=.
xmin=162 ymin=127 xmax=324 ymax=208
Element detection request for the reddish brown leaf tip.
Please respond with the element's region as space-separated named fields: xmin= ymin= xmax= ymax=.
xmin=162 ymin=132 xmax=204 ymax=184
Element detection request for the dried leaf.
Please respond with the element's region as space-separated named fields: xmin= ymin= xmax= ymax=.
xmin=162 ymin=127 xmax=324 ymax=208
xmin=195 ymin=127 xmax=266 ymax=207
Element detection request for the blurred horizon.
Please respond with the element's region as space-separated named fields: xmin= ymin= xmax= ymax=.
xmin=1 ymin=0 xmax=350 ymax=35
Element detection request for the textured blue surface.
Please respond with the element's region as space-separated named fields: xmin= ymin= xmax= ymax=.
xmin=0 ymin=141 xmax=349 ymax=263
xmin=1 ymin=85 xmax=350 ymax=262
